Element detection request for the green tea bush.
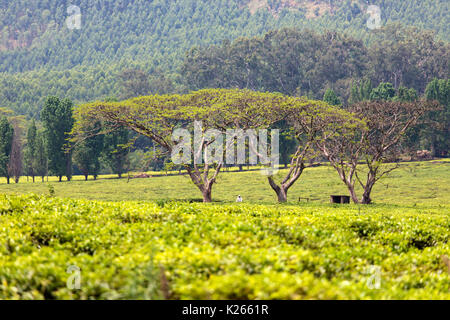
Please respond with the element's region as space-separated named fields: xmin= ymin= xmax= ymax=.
xmin=0 ymin=194 xmax=449 ymax=299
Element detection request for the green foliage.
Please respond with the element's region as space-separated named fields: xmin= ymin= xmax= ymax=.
xmin=47 ymin=184 xmax=55 ymax=197
xmin=349 ymin=79 xmax=372 ymax=104
xmin=7 ymin=122 xmax=23 ymax=184
xmin=370 ymin=82 xmax=396 ymax=101
xmin=368 ymin=24 xmax=448 ymax=93
xmin=118 ymin=69 xmax=151 ymax=100
xmin=23 ymin=120 xmax=37 ymax=180
xmin=0 ymin=0 xmax=447 ymax=74
xmin=0 ymin=2 xmax=448 ymax=116
xmin=74 ymin=88 xmax=296 ymax=201
xmin=182 ymin=29 xmax=369 ymax=99
xmin=34 ymin=130 xmax=48 ymax=181
xmin=323 ymin=88 xmax=341 ymax=106
xmin=99 ymin=97 xmax=131 ymax=178
xmin=73 ymin=121 xmax=104 ymax=180
xmin=102 ymin=128 xmax=130 ymax=178
xmin=394 ymin=87 xmax=418 ymax=102
xmin=277 ymin=122 xmax=298 ymax=167
xmin=40 ymin=96 xmax=74 ymax=181
xmin=0 ymin=116 xmax=13 ymax=182
xmin=426 ymin=79 xmax=450 ymax=106
xmin=181 ymin=26 xmax=447 ymax=103
xmin=0 ymin=193 xmax=448 ymax=299
xmin=423 ymin=79 xmax=450 ymax=157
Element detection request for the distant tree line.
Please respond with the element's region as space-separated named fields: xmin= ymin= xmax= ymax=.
xmin=1 ymin=25 xmax=447 ymax=119
xmin=0 ymin=96 xmax=134 ymax=184
xmin=181 ymin=25 xmax=448 ymax=100
xmin=0 ymin=75 xmax=447 ymax=186
xmin=325 ymin=79 xmax=449 ymax=157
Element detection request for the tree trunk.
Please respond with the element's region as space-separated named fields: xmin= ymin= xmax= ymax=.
xmin=186 ymin=166 xmax=218 ymax=203
xmin=268 ymin=177 xmax=288 ymax=203
xmin=84 ymin=175 xmax=88 ymax=181
xmin=59 ymin=176 xmax=62 ymax=182
xmin=346 ymin=183 xmax=359 ymax=204
xmin=32 ymin=175 xmax=35 ymax=183
xmin=41 ymin=176 xmax=45 ymax=182
xmin=361 ymin=178 xmax=375 ymax=204
xmin=6 ymin=176 xmax=10 ymax=184
xmin=202 ymin=186 xmax=212 ymax=203
xmin=361 ymin=193 xmax=372 ymax=205
xmin=118 ymin=173 xmax=122 ymax=179
xmin=335 ymin=167 xmax=360 ymax=204
xmin=276 ymin=187 xmax=288 ymax=203
xmin=431 ymin=135 xmax=437 ymax=158
xmin=66 ymin=153 xmax=72 ymax=182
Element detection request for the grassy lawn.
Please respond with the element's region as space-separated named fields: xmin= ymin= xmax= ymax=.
xmin=0 ymin=160 xmax=449 ymax=206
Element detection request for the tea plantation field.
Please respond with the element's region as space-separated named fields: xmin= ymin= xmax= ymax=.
xmin=0 ymin=161 xmax=449 ymax=299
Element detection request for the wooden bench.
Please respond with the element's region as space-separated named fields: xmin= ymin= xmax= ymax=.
xmin=330 ymin=195 xmax=350 ymax=204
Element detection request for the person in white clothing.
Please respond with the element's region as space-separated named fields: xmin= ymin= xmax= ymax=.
xmin=236 ymin=195 xmax=243 ymax=203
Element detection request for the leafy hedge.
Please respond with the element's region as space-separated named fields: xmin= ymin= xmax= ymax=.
xmin=0 ymin=194 xmax=449 ymax=299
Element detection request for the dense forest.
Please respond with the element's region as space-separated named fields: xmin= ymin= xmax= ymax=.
xmin=182 ymin=25 xmax=448 ymax=100
xmin=1 ymin=1 xmax=448 ymax=72
xmin=0 ymin=0 xmax=449 ymax=116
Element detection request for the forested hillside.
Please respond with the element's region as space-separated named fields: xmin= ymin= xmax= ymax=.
xmin=0 ymin=0 xmax=449 ymax=116
xmin=182 ymin=26 xmax=448 ymax=100
xmin=1 ymin=0 xmax=448 ymax=72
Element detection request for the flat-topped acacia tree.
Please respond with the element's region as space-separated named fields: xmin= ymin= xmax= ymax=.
xmin=316 ymin=100 xmax=436 ymax=204
xmin=182 ymin=89 xmax=292 ymax=202
xmin=267 ymin=100 xmax=363 ymax=203
xmin=73 ymin=89 xmax=292 ymax=202
xmin=187 ymin=91 xmax=362 ymax=203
